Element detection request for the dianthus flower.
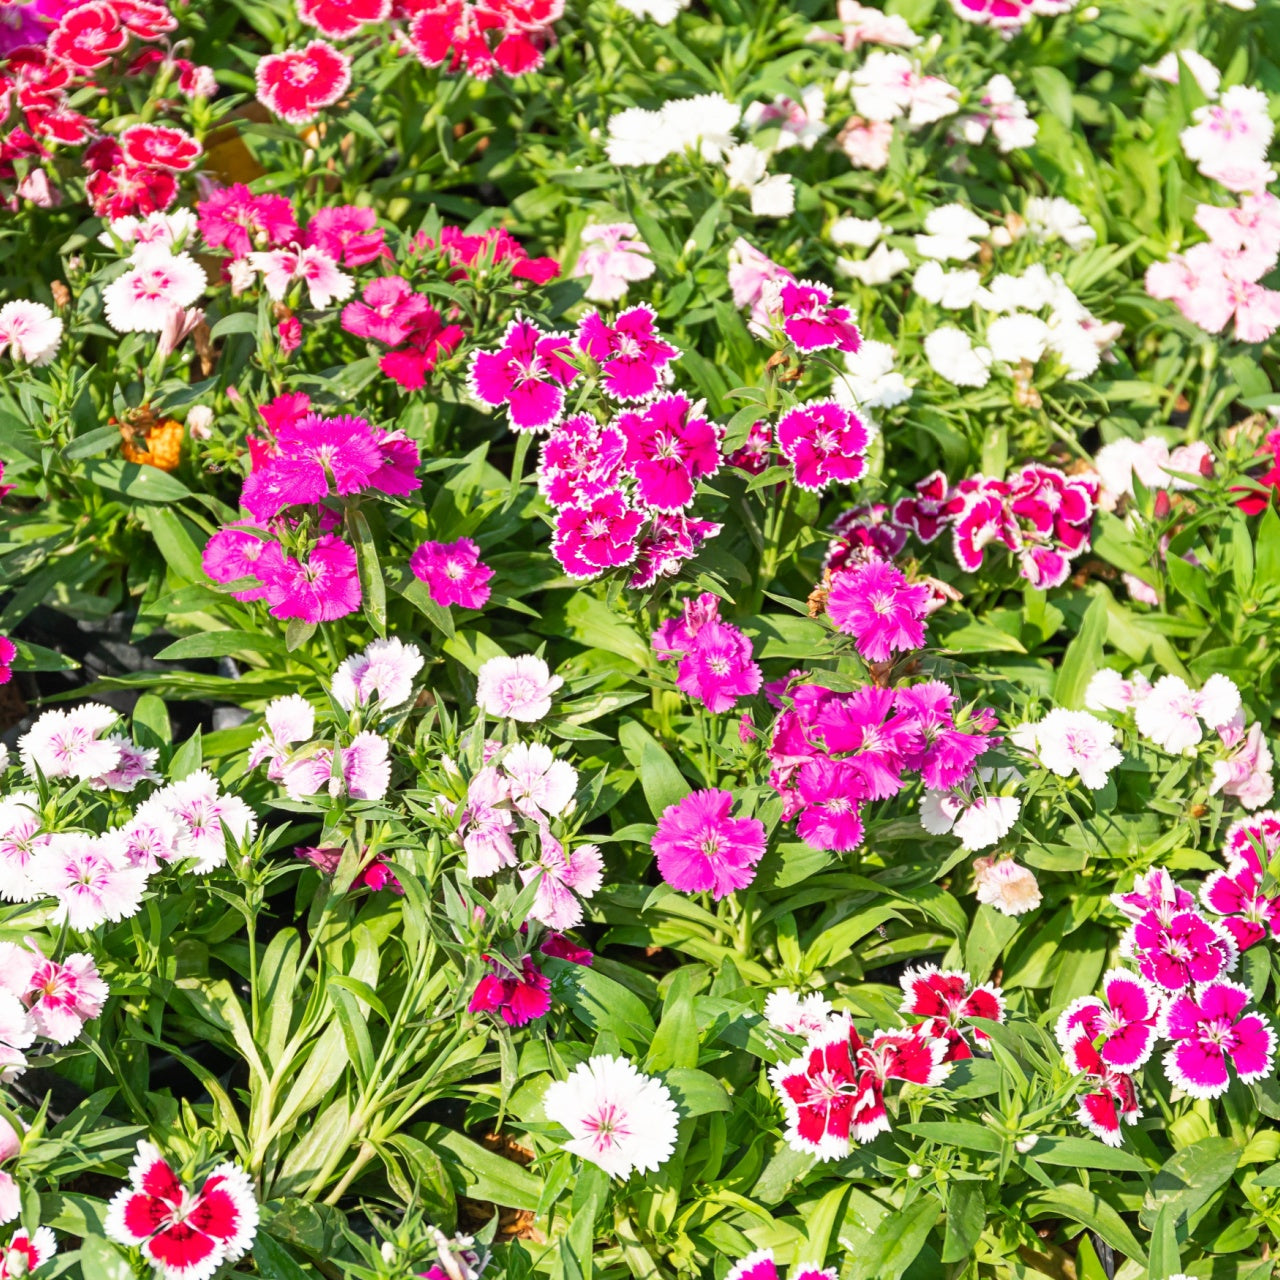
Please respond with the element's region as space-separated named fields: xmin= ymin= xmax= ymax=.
xmin=973 ymin=856 xmax=1042 ymax=916
xmin=773 ymin=280 xmax=861 ymax=354
xmin=1122 ymin=907 xmax=1236 ymax=992
xmin=476 ymin=654 xmax=563 ymax=722
xmin=0 ymin=941 xmax=108 ymax=1045
xmin=469 ymin=954 xmax=551 ymax=1026
xmin=764 ymin=989 xmax=835 ymax=1038
xmin=33 ymin=833 xmax=148 ymax=930
xmin=261 ymin=535 xmax=362 ymax=624
xmin=899 ymin=964 xmax=1004 ymax=1061
xmin=542 ymin=1055 xmax=678 ymax=1178
xmin=726 ymin=1252 xmax=835 ymax=1280
xmin=331 ymin=638 xmax=424 ymax=712
xmin=105 ymin=1141 xmax=258 ymax=1280
xmin=1061 ymin=1029 xmax=1142 ymax=1147
xmin=552 ymin=489 xmax=646 ymax=578
xmin=1024 ymin=708 xmax=1123 ymax=790
xmin=652 ymin=788 xmax=767 ymax=899
xmin=826 ymin=561 xmax=931 ymax=662
xmin=0 ymin=638 xmax=14 ymax=687
xmin=0 ymin=300 xmax=63 ymax=366
xmin=628 ymin=513 xmax=721 ymax=589
xmin=1161 ymin=980 xmax=1274 ymax=1098
xmin=521 ymin=831 xmax=603 ymax=930
xmin=304 ymin=204 xmax=386 ymax=268
xmin=468 ymin=316 xmax=579 ymax=432
xmin=119 ymin=122 xmax=200 ymax=171
xmin=577 ymin=305 xmax=677 ymax=401
xmin=102 ymin=246 xmax=206 ymax=333
xmin=536 ymin=415 xmax=626 ymax=508
xmin=255 ymin=40 xmax=351 ymax=124
xmin=246 ymin=244 xmax=353 ymax=309
xmin=407 ymin=0 xmax=564 ymax=79
xmin=615 ymin=392 xmax=721 ymax=510
xmin=1056 ymin=969 xmax=1162 ymax=1073
xmin=19 ymin=704 xmax=119 ymax=781
xmin=196 ymin=184 xmax=299 ymax=258
xmin=1201 ymin=818 xmax=1280 ymax=950
xmin=652 ymin=592 xmax=761 ymax=714
xmin=776 ymin=399 xmax=870 ymax=492
xmin=1134 ymin=673 xmax=1241 ymax=753
xmin=410 ymin=537 xmax=494 ymax=609
xmin=573 ymin=223 xmax=655 ymax=302
xmin=298 ymin=0 xmax=389 ymax=37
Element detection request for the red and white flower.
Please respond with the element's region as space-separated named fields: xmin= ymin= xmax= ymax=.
xmin=120 ymin=123 xmax=202 ymax=172
xmin=1062 ymin=1031 xmax=1142 ymax=1147
xmin=1055 ymin=969 xmax=1162 ymax=1073
xmin=104 ymin=1141 xmax=258 ymax=1280
xmin=48 ymin=2 xmax=127 ymax=72
xmin=255 ymin=40 xmax=352 ymax=125
xmin=899 ymin=964 xmax=1004 ymax=1061
xmin=298 ymin=0 xmax=390 ymax=38
xmin=0 ymin=1226 xmax=56 ymax=1279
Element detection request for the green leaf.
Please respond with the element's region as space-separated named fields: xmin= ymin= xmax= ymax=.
xmin=1140 ymin=1136 xmax=1241 ymax=1230
xmin=1031 ymin=1186 xmax=1146 ymax=1264
xmin=8 ymin=639 xmax=78 ymax=672
xmin=61 ymin=425 xmax=123 ymax=461
xmin=1029 ymin=1136 xmax=1147 ymax=1172
xmin=82 ymin=458 xmax=191 ymax=502
xmin=618 ymin=719 xmax=689 ymax=821
xmin=941 ymin=1181 xmax=985 ymax=1264
xmin=547 ymin=957 xmax=656 ymax=1051
xmin=286 ymin=619 xmax=316 ymax=652
xmin=1054 ymin=589 xmax=1109 ymax=709
xmin=646 ymin=968 xmax=700 ymax=1072
xmin=155 ymin=630 xmax=285 ymax=661
xmin=965 ymin=905 xmax=1020 ymax=981
xmin=169 ymin=727 xmax=203 ymax=780
xmin=78 ymin=1235 xmax=135 ymax=1280
xmin=425 ymin=1126 xmax=544 ymax=1211
xmin=903 ymin=1121 xmax=1004 ymax=1154
xmin=664 ymin=1067 xmax=731 ymax=1117
xmin=252 ymin=1233 xmax=314 ymax=1280
xmin=209 ymin=311 xmax=260 ymax=342
xmin=1148 ymin=1203 xmax=1181 ymax=1278
xmin=846 ymin=1195 xmax=941 ymax=1280
xmin=348 ymin=508 xmax=387 ymax=639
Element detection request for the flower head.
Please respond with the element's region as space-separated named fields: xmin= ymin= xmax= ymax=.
xmin=826 ymin=561 xmax=931 ymax=662
xmin=255 ymin=40 xmax=351 ymax=124
xmin=776 ymin=400 xmax=870 ymax=492
xmin=476 ymin=655 xmax=563 ymax=722
xmin=331 ymin=638 xmax=424 ymax=712
xmin=469 ymin=955 xmax=551 ymax=1027
xmin=652 ymin=788 xmax=767 ymax=899
xmin=410 ymin=538 xmax=494 ymax=610
xmin=468 ymin=317 xmax=578 ymax=433
xmin=573 ymin=224 xmax=655 ymax=302
xmin=1161 ymin=980 xmax=1275 ymax=1098
xmin=0 ymin=300 xmax=63 ymax=366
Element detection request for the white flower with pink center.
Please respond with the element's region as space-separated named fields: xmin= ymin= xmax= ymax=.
xmin=501 ymin=742 xmax=577 ymax=819
xmin=0 ymin=300 xmax=63 ymax=366
xmin=543 ymin=1054 xmax=678 ymax=1178
xmin=1135 ymin=673 xmax=1242 ymax=753
xmin=138 ymin=769 xmax=258 ymax=873
xmin=34 ymin=833 xmax=149 ymax=931
xmin=0 ymin=791 xmax=48 ymax=903
xmin=331 ymin=637 xmax=424 ymax=712
xmin=19 ymin=704 xmax=121 ymax=782
xmin=763 ymin=989 xmax=835 ymax=1038
xmin=1028 ymin=708 xmax=1122 ymax=789
xmin=476 ymin=654 xmax=564 ymax=723
xmin=103 ymin=246 xmax=207 ymax=333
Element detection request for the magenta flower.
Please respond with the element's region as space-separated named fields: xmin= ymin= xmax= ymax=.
xmin=468 ymin=316 xmax=579 ymax=433
xmin=652 ymin=593 xmax=761 ymax=714
xmin=616 ymin=392 xmax=722 ymax=512
xmin=893 ymin=470 xmax=951 ymax=543
xmin=652 ymin=789 xmax=767 ymax=899
xmin=410 ymin=538 xmax=494 ymax=610
xmin=794 ymin=757 xmax=867 ymax=851
xmin=341 ymin=276 xmax=434 ymax=345
xmin=1110 ymin=867 xmax=1197 ymax=923
xmin=1201 ymin=828 xmax=1280 ymax=951
xmin=776 ymin=280 xmax=862 ymax=354
xmin=536 ymin=415 xmax=626 ymax=509
xmin=576 ymin=305 xmax=678 ymax=402
xmin=1055 ymin=970 xmax=1162 ymax=1073
xmin=776 ymin=399 xmax=870 ymax=492
xmin=196 ymin=184 xmax=299 ymax=259
xmin=468 ymin=955 xmax=552 ymax=1027
xmin=899 ymin=964 xmax=1004 ymax=1062
xmin=1122 ymin=907 xmax=1236 ymax=993
xmin=552 ymin=490 xmax=645 ymax=579
xmin=1062 ymin=1030 xmax=1142 ymax=1147
xmin=629 ymin=514 xmax=722 ymax=590
xmin=893 ymin=681 xmax=994 ymax=790
xmin=826 ymin=561 xmax=931 ymax=663
xmin=263 ymin=534 xmax=362 ymax=623
xmin=1161 ymin=980 xmax=1275 ymax=1098
xmin=304 ymin=204 xmax=386 ymax=268
xmin=0 ymin=636 xmax=14 ymax=688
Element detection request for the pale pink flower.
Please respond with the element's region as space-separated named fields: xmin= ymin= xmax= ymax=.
xmin=248 ymin=694 xmax=315 ymax=779
xmin=136 ymin=770 xmax=258 ymax=872
xmin=523 ymin=832 xmax=603 ymax=929
xmin=461 ymin=767 xmax=517 ymax=876
xmin=0 ymin=791 xmax=46 ymax=903
xmin=0 ymin=991 xmax=35 ymax=1083
xmin=1085 ymin=668 xmax=1152 ymax=713
xmin=837 ymin=117 xmax=894 ymax=170
xmin=1211 ymin=717 xmax=1275 ymax=810
xmin=89 ymin=738 xmax=161 ymax=792
xmin=0 ymin=942 xmax=108 ymax=1044
xmin=1180 ymin=86 xmax=1273 ymax=181
xmin=35 ymin=833 xmax=149 ymax=931
xmin=831 ymin=0 xmax=921 ymax=48
xmin=330 ymin=638 xmax=424 ymax=712
xmin=475 ymin=655 xmax=563 ymax=722
xmin=103 ymin=812 xmax=185 ymax=873
xmin=340 ymin=731 xmax=390 ymax=800
xmin=1031 ymin=709 xmax=1123 ymax=789
xmin=973 ymin=856 xmax=1042 ymax=916
xmin=19 ymin=704 xmax=120 ymax=781
xmin=0 ymin=300 xmax=63 ymax=366
xmin=1135 ymin=674 xmax=1242 ymax=753
xmin=102 ymin=246 xmax=207 ymax=333
xmin=247 ymin=246 xmax=354 ymax=308
xmin=573 ymin=223 xmax=655 ymax=303
xmin=502 ymin=742 xmax=577 ymax=818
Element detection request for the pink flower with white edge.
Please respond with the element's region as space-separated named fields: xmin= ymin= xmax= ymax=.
xmin=552 ymin=489 xmax=646 ymax=578
xmin=1121 ymin=907 xmax=1236 ymax=992
xmin=102 ymin=246 xmax=207 ymax=333
xmin=136 ymin=770 xmax=258 ymax=873
xmin=1111 ymin=866 xmax=1196 ymax=923
xmin=973 ymin=856 xmax=1041 ymax=916
xmin=773 ymin=280 xmax=861 ymax=354
xmin=1135 ymin=673 xmax=1242 ymax=753
xmin=726 ymin=1250 xmax=837 ymax=1280
xmin=542 ymin=1055 xmax=678 ymax=1179
xmin=0 ymin=300 xmax=63 ymax=366
xmin=104 ymin=1141 xmax=258 ymax=1280
xmin=0 ymin=1227 xmax=56 ymax=1279
xmin=19 ymin=704 xmax=120 ymax=781
xmin=577 ymin=305 xmax=678 ymax=402
xmin=629 ymin=513 xmax=722 ymax=590
xmin=1055 ymin=970 xmax=1163 ymax=1073
xmin=536 ymin=415 xmax=626 ymax=508
xmin=522 ymin=832 xmax=603 ymax=930
xmin=331 ymin=638 xmax=424 ymax=713
xmin=573 ymin=223 xmax=655 ymax=303
xmin=502 ymin=742 xmax=577 ymax=819
xmin=255 ymin=40 xmax=351 ymax=124
xmin=1029 ymin=708 xmax=1123 ymax=790
xmin=776 ymin=399 xmax=871 ymax=492
xmin=1202 ymin=816 xmax=1280 ymax=949
xmin=616 ymin=392 xmax=721 ymax=511
xmin=899 ymin=964 xmax=1004 ymax=1061
xmin=1161 ymin=980 xmax=1275 ymax=1099
xmin=763 ymin=989 xmax=835 ymax=1038
xmin=34 ymin=833 xmax=149 ymax=931
xmin=468 ymin=316 xmax=579 ymax=433
xmin=298 ymin=0 xmax=390 ymax=38
xmin=1062 ymin=1030 xmax=1142 ymax=1147
xmin=476 ymin=654 xmax=563 ymax=722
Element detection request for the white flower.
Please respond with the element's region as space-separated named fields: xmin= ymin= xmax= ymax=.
xmin=977 ymin=264 xmax=1056 ymax=313
xmin=750 ymin=173 xmax=796 ymax=217
xmin=920 ymin=789 xmax=965 ymax=835
xmin=913 ymin=261 xmax=982 ymax=309
xmin=0 ymin=300 xmax=63 ymax=366
xmin=837 ymin=242 xmax=911 ymax=284
xmin=99 ymin=209 xmax=199 ymax=258
xmin=475 ymin=654 xmax=564 ymax=723
xmin=605 ymin=107 xmax=670 ymax=166
xmin=1024 ymin=196 xmax=1097 ymax=249
xmin=19 ymin=705 xmax=120 ymax=781
xmin=502 ymin=742 xmax=578 ymax=818
xmin=543 ymin=1055 xmax=679 ymax=1178
xmin=833 ymin=339 xmax=911 ymax=410
xmin=851 ymin=51 xmax=914 ymax=121
xmin=1181 ymin=86 xmax=1273 ymax=173
xmin=1135 ymin=674 xmax=1241 ymax=753
xmin=614 ymin=0 xmax=689 ymax=21
xmin=924 ymin=327 xmax=992 ymax=387
xmin=1033 ymin=708 xmax=1123 ymax=789
xmin=987 ymin=314 xmax=1049 ymax=364
xmin=1085 ymin=669 xmax=1152 ymax=712
xmin=103 ymin=246 xmax=206 ymax=333
xmin=662 ymin=93 xmax=742 ymax=162
xmin=953 ymin=795 xmax=1021 ymax=851
xmin=830 ymin=216 xmax=884 ymax=247
xmin=915 ymin=203 xmax=989 ymax=261
xmin=723 ymin=142 xmax=768 ymax=189
xmin=907 ymin=75 xmax=959 ymax=126
xmin=763 ymin=989 xmax=835 ymax=1037
xmin=331 ymin=637 xmax=424 ymax=712
xmin=135 ymin=769 xmax=258 ymax=873
xmin=744 ymin=86 xmax=828 ymax=151
xmin=973 ymin=856 xmax=1042 ymax=916
xmin=1141 ymin=50 xmax=1221 ymax=97
xmin=34 ymin=832 xmax=149 ymax=931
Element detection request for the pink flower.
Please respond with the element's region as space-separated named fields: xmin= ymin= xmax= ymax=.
xmin=1122 ymin=907 xmax=1236 ymax=992
xmin=295 ymin=846 xmax=403 ymax=894
xmin=89 ymin=738 xmax=161 ymax=792
xmin=263 ymin=534 xmax=362 ymax=624
xmin=727 ymin=237 xmax=795 ymax=327
xmin=0 ymin=300 xmax=63 ymax=366
xmin=837 ymin=117 xmax=894 ymax=170
xmin=522 ymin=833 xmax=603 ymax=929
xmin=1062 ymin=1030 xmax=1142 ymax=1147
xmin=304 ymin=204 xmax=386 ymax=268
xmin=341 ymin=731 xmax=391 ymax=800
xmin=19 ymin=704 xmax=119 ymax=781
xmin=341 ymin=276 xmax=433 ymax=345
xmin=536 ymin=415 xmax=626 ymax=508
xmin=1210 ymin=718 xmax=1275 ymax=810
xmin=0 ymin=943 xmax=108 ymax=1044
xmin=894 ymin=681 xmax=994 ymax=790
xmin=726 ymin=1252 xmax=835 ymax=1280
xmin=0 ymin=1228 xmax=55 ymax=1279
xmin=552 ymin=489 xmax=645 ymax=579
xmin=201 ymin=528 xmax=283 ymax=602
xmin=899 ymin=964 xmax=1004 ymax=1061
xmin=795 ymin=757 xmax=867 ymax=851
xmin=378 ymin=307 xmax=465 ymax=390
xmin=1055 ymin=970 xmax=1162 ymax=1073
xmin=972 ymin=856 xmax=1042 ymax=916
xmin=628 ymin=513 xmax=722 ymax=589
xmin=1161 ymin=980 xmax=1275 ymax=1098
xmin=573 ymin=223 xmax=655 ymax=302
xmin=826 ymin=561 xmax=930 ymax=662
xmin=105 ymin=1141 xmax=258 ymax=1280
xmin=247 ymin=245 xmax=354 ymax=309
xmin=0 ymin=638 xmax=13 ymax=687
xmin=410 ymin=538 xmax=494 ymax=610
xmin=298 ymin=0 xmax=389 ymax=38
xmin=331 ymin=637 xmax=424 ymax=712
xmin=196 ymin=185 xmax=299 ymax=259
xmin=774 ymin=280 xmax=861 ymax=354
xmin=616 ymin=392 xmax=722 ymax=511
xmin=776 ymin=399 xmax=870 ymax=492
xmin=459 ymin=767 xmax=517 ymax=876
xmin=652 ymin=593 xmax=761 ymax=714
xmin=652 ymin=789 xmax=767 ymax=899
xmin=276 ymin=317 xmax=301 ymax=355
xmin=1201 ymin=827 xmax=1280 ymax=951
xmin=406 ymin=0 xmax=563 ymax=79
xmin=475 ymin=654 xmax=563 ymax=722
xmin=947 ymin=0 xmax=1035 ymax=29
xmin=119 ymin=123 xmax=201 ymax=171
xmin=469 ymin=955 xmax=551 ymax=1026
xmin=255 ymin=40 xmax=352 ymax=124
xmin=576 ymin=305 xmax=677 ymax=401
xmin=1111 ymin=866 xmax=1196 ymax=922
xmin=134 ymin=770 xmax=257 ymax=873
xmin=468 ymin=316 xmax=579 ymax=432
xmin=102 ymin=246 xmax=206 ymax=333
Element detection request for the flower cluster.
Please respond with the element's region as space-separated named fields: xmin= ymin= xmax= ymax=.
xmin=651 ymin=593 xmax=762 ymax=714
